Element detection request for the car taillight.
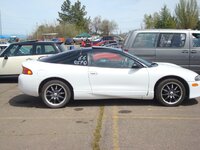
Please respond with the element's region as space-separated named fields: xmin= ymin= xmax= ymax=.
xmin=22 ymin=66 xmax=33 ymax=75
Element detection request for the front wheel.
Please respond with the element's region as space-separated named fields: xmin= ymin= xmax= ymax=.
xmin=156 ymin=79 xmax=186 ymax=106
xmin=41 ymin=80 xmax=71 ymax=108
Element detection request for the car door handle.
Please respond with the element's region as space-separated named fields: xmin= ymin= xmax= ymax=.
xmin=90 ymin=72 xmax=98 ymax=75
xmin=26 ymin=58 xmax=32 ymax=61
xmin=191 ymin=50 xmax=197 ymax=54
xmin=182 ymin=50 xmax=189 ymax=53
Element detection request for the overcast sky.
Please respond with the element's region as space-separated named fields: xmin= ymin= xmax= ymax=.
xmin=0 ymin=0 xmax=199 ymax=35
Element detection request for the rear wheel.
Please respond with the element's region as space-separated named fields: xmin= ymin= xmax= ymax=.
xmin=156 ymin=79 xmax=186 ymax=106
xmin=41 ymin=80 xmax=71 ymax=108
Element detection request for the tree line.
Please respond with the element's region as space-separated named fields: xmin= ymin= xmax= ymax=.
xmin=30 ymin=0 xmax=200 ymax=40
xmin=31 ymin=0 xmax=118 ymax=39
xmin=143 ymin=0 xmax=200 ymax=29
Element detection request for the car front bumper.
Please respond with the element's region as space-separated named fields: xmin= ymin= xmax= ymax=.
xmin=188 ymin=81 xmax=200 ymax=99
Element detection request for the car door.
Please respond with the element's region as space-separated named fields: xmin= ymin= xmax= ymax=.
xmin=88 ymin=51 xmax=149 ymax=98
xmin=189 ymin=32 xmax=200 ymax=73
xmin=156 ymin=32 xmax=189 ymax=69
xmin=0 ymin=44 xmax=38 ymax=75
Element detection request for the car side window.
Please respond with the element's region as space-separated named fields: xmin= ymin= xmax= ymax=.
xmin=44 ymin=45 xmax=57 ymax=54
xmin=3 ymin=45 xmax=18 ymax=56
xmin=157 ymin=33 xmax=186 ymax=48
xmin=17 ymin=45 xmax=33 ymax=55
xmin=90 ymin=51 xmax=135 ymax=68
xmin=133 ymin=33 xmax=158 ymax=48
xmin=3 ymin=45 xmax=33 ymax=56
xmin=192 ymin=33 xmax=200 ymax=47
xmin=35 ymin=45 xmax=57 ymax=55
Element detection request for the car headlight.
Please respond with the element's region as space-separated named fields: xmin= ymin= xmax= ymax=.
xmin=195 ymin=75 xmax=200 ymax=81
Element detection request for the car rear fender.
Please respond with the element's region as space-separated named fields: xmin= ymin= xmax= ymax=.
xmin=38 ymin=77 xmax=74 ymax=99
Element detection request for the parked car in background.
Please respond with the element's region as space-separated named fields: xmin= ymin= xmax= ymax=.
xmin=123 ymin=29 xmax=200 ymax=73
xmin=81 ymin=39 xmax=92 ymax=47
xmin=102 ymin=35 xmax=114 ymax=41
xmin=104 ymin=43 xmax=122 ymax=49
xmin=65 ymin=38 xmax=74 ymax=45
xmin=113 ymin=35 xmax=124 ymax=45
xmin=73 ymin=33 xmax=92 ymax=44
xmin=18 ymin=47 xmax=200 ymax=108
xmin=93 ymin=40 xmax=118 ymax=46
xmin=0 ymin=40 xmax=66 ymax=78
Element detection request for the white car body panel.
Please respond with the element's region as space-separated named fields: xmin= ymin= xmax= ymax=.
xmin=19 ymin=61 xmax=92 ymax=98
xmin=147 ymin=62 xmax=200 ymax=99
xmin=88 ymin=67 xmax=149 ymax=98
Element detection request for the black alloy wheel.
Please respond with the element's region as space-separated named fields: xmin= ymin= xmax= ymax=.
xmin=41 ymin=80 xmax=71 ymax=108
xmin=156 ymin=79 xmax=186 ymax=106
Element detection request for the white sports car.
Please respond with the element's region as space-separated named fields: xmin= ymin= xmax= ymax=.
xmin=18 ymin=47 xmax=200 ymax=108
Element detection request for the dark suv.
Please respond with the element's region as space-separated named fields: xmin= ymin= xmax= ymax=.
xmin=0 ymin=40 xmax=66 ymax=78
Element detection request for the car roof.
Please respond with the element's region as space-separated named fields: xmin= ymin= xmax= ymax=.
xmin=10 ymin=40 xmax=63 ymax=45
xmin=59 ymin=46 xmax=119 ymax=53
xmin=48 ymin=46 xmax=123 ymax=56
xmin=131 ymin=29 xmax=200 ymax=34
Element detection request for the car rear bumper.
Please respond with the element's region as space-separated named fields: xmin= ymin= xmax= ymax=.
xmin=18 ymin=74 xmax=39 ymax=97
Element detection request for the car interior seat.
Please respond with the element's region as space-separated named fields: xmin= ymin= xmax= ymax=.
xmin=171 ymin=34 xmax=181 ymax=47
xmin=36 ymin=47 xmax=42 ymax=54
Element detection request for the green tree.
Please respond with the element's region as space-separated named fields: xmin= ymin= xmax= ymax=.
xmin=143 ymin=13 xmax=160 ymax=29
xmin=196 ymin=20 xmax=200 ymax=30
xmin=175 ymin=0 xmax=199 ymax=29
xmin=143 ymin=5 xmax=176 ymax=29
xmin=155 ymin=5 xmax=176 ymax=28
xmin=58 ymin=0 xmax=90 ymax=31
xmin=143 ymin=14 xmax=154 ymax=29
xmin=31 ymin=23 xmax=79 ymax=40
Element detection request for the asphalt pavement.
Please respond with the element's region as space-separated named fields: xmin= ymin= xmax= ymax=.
xmin=0 ymin=81 xmax=200 ymax=150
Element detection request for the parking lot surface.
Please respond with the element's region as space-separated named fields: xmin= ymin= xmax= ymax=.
xmin=1 ymin=80 xmax=200 ymax=150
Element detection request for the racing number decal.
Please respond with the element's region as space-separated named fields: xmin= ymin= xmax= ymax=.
xmin=74 ymin=55 xmax=87 ymax=66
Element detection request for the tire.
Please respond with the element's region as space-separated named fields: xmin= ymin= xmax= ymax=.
xmin=41 ymin=80 xmax=71 ymax=108
xmin=156 ymin=79 xmax=186 ymax=106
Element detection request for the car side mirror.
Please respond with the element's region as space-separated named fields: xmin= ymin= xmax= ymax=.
xmin=131 ymin=63 xmax=142 ymax=69
xmin=4 ymin=55 xmax=8 ymax=60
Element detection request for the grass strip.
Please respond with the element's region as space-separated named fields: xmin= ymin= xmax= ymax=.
xmin=92 ymin=106 xmax=104 ymax=150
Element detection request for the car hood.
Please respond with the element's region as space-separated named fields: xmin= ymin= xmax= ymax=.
xmin=156 ymin=62 xmax=181 ymax=68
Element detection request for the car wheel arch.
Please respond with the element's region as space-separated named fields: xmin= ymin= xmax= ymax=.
xmin=38 ymin=77 xmax=74 ymax=100
xmin=154 ymin=75 xmax=189 ymax=100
